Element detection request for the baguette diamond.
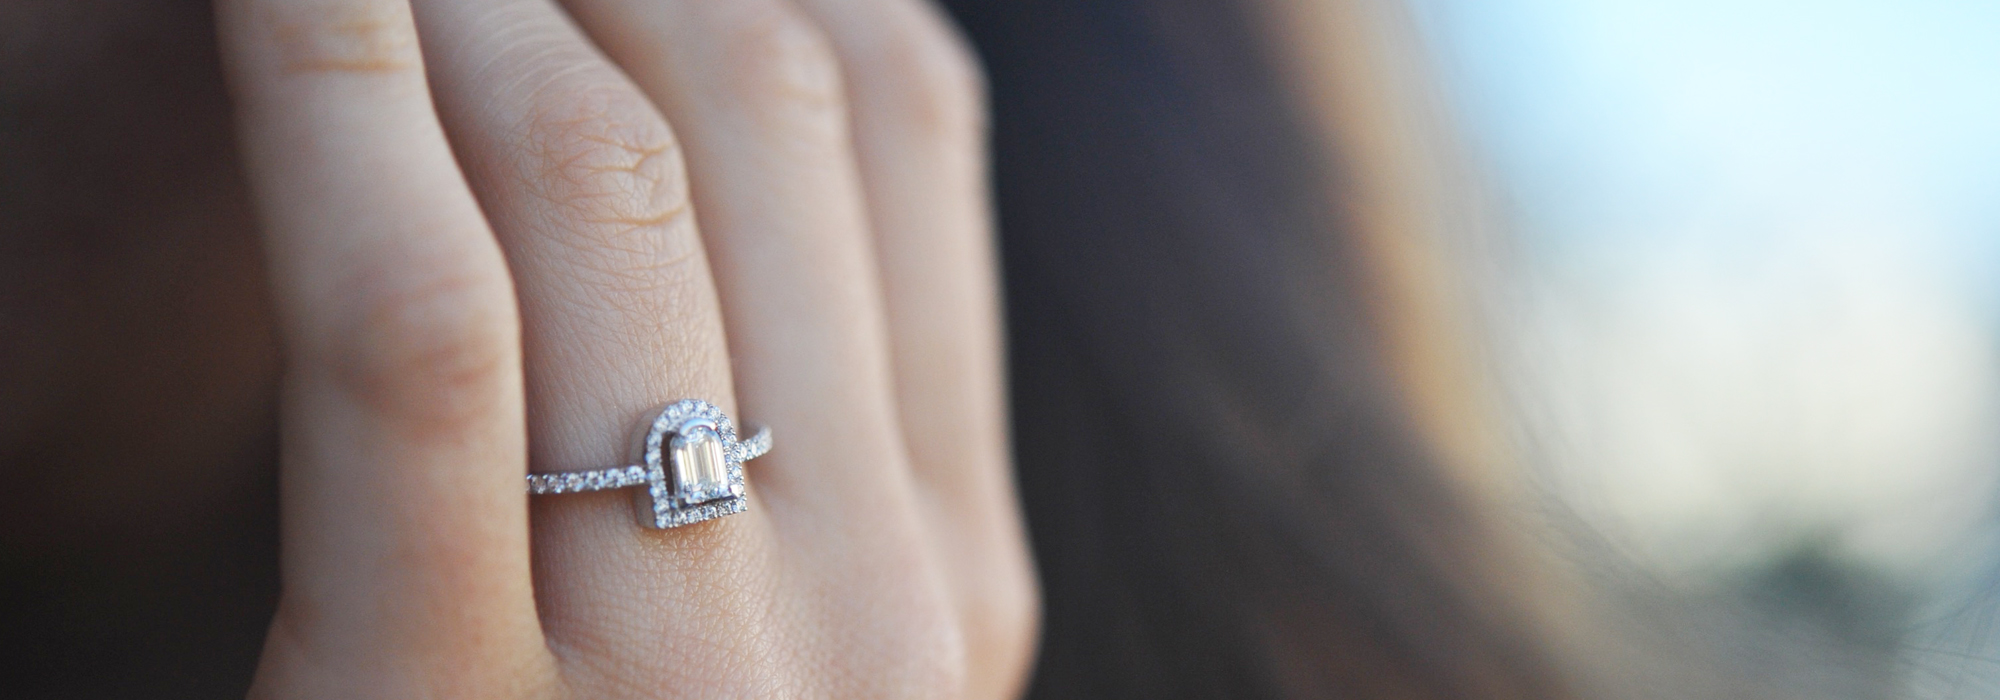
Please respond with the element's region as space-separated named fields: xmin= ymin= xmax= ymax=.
xmin=526 ymin=400 xmax=770 ymax=529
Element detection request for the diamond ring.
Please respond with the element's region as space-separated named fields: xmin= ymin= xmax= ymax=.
xmin=526 ymin=399 xmax=770 ymax=529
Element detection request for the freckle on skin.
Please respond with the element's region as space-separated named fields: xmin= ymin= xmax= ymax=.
xmin=267 ymin=1 xmax=419 ymax=74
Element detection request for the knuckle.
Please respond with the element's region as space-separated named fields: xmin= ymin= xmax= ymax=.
xmin=255 ymin=596 xmax=551 ymax=698
xmin=969 ymin=567 xmax=1041 ymax=686
xmin=877 ymin=604 xmax=971 ymax=699
xmin=713 ymin=4 xmax=847 ymax=132
xmin=522 ymin=78 xmax=704 ymax=293
xmin=858 ymin=13 xmax=987 ymax=139
xmin=319 ymin=257 xmax=517 ymax=433
xmin=863 ymin=557 xmax=973 ymax=698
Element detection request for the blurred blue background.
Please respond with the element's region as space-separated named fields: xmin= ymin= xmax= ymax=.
xmin=1413 ymin=0 xmax=2000 ymax=277
xmin=1409 ymin=0 xmax=2000 ymax=608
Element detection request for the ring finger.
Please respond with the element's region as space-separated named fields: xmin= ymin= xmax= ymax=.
xmin=548 ymin=0 xmax=964 ymax=687
xmin=405 ymin=0 xmax=794 ymax=688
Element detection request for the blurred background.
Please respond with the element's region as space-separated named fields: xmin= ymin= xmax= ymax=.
xmin=6 ymin=0 xmax=1999 ymax=697
xmin=1401 ymin=0 xmax=2000 ymax=695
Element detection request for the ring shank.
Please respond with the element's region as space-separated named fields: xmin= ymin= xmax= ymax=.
xmin=527 ymin=425 xmax=772 ymax=494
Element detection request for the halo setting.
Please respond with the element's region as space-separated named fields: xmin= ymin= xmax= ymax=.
xmin=527 ymin=399 xmax=769 ymax=529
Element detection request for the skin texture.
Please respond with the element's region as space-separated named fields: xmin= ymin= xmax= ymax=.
xmin=210 ymin=0 xmax=1038 ymax=696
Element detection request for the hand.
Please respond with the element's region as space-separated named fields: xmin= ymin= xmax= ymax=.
xmin=214 ymin=0 xmax=1037 ymax=696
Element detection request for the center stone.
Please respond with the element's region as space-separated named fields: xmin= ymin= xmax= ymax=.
xmin=669 ymin=425 xmax=729 ymax=501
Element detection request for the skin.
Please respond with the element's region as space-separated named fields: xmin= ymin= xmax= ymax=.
xmin=6 ymin=0 xmax=1033 ymax=695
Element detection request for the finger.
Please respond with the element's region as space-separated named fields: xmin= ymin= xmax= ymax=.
xmin=403 ymin=0 xmax=789 ymax=688
xmin=557 ymin=0 xmax=911 ymax=517
xmin=213 ymin=0 xmax=546 ymax=692
xmin=555 ymin=0 xmax=963 ymax=685
xmin=781 ymin=0 xmax=1036 ymax=693
xmin=554 ymin=0 xmax=918 ymax=537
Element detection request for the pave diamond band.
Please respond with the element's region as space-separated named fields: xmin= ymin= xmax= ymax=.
xmin=527 ymin=400 xmax=770 ymax=529
xmin=523 ymin=428 xmax=771 ymax=496
xmin=525 ymin=465 xmax=650 ymax=494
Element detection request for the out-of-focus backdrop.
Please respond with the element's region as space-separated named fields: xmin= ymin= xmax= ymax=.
xmin=1405 ymin=0 xmax=2000 ymax=694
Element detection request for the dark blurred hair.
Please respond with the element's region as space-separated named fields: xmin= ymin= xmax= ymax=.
xmin=942 ymin=1 xmax=1574 ymax=697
